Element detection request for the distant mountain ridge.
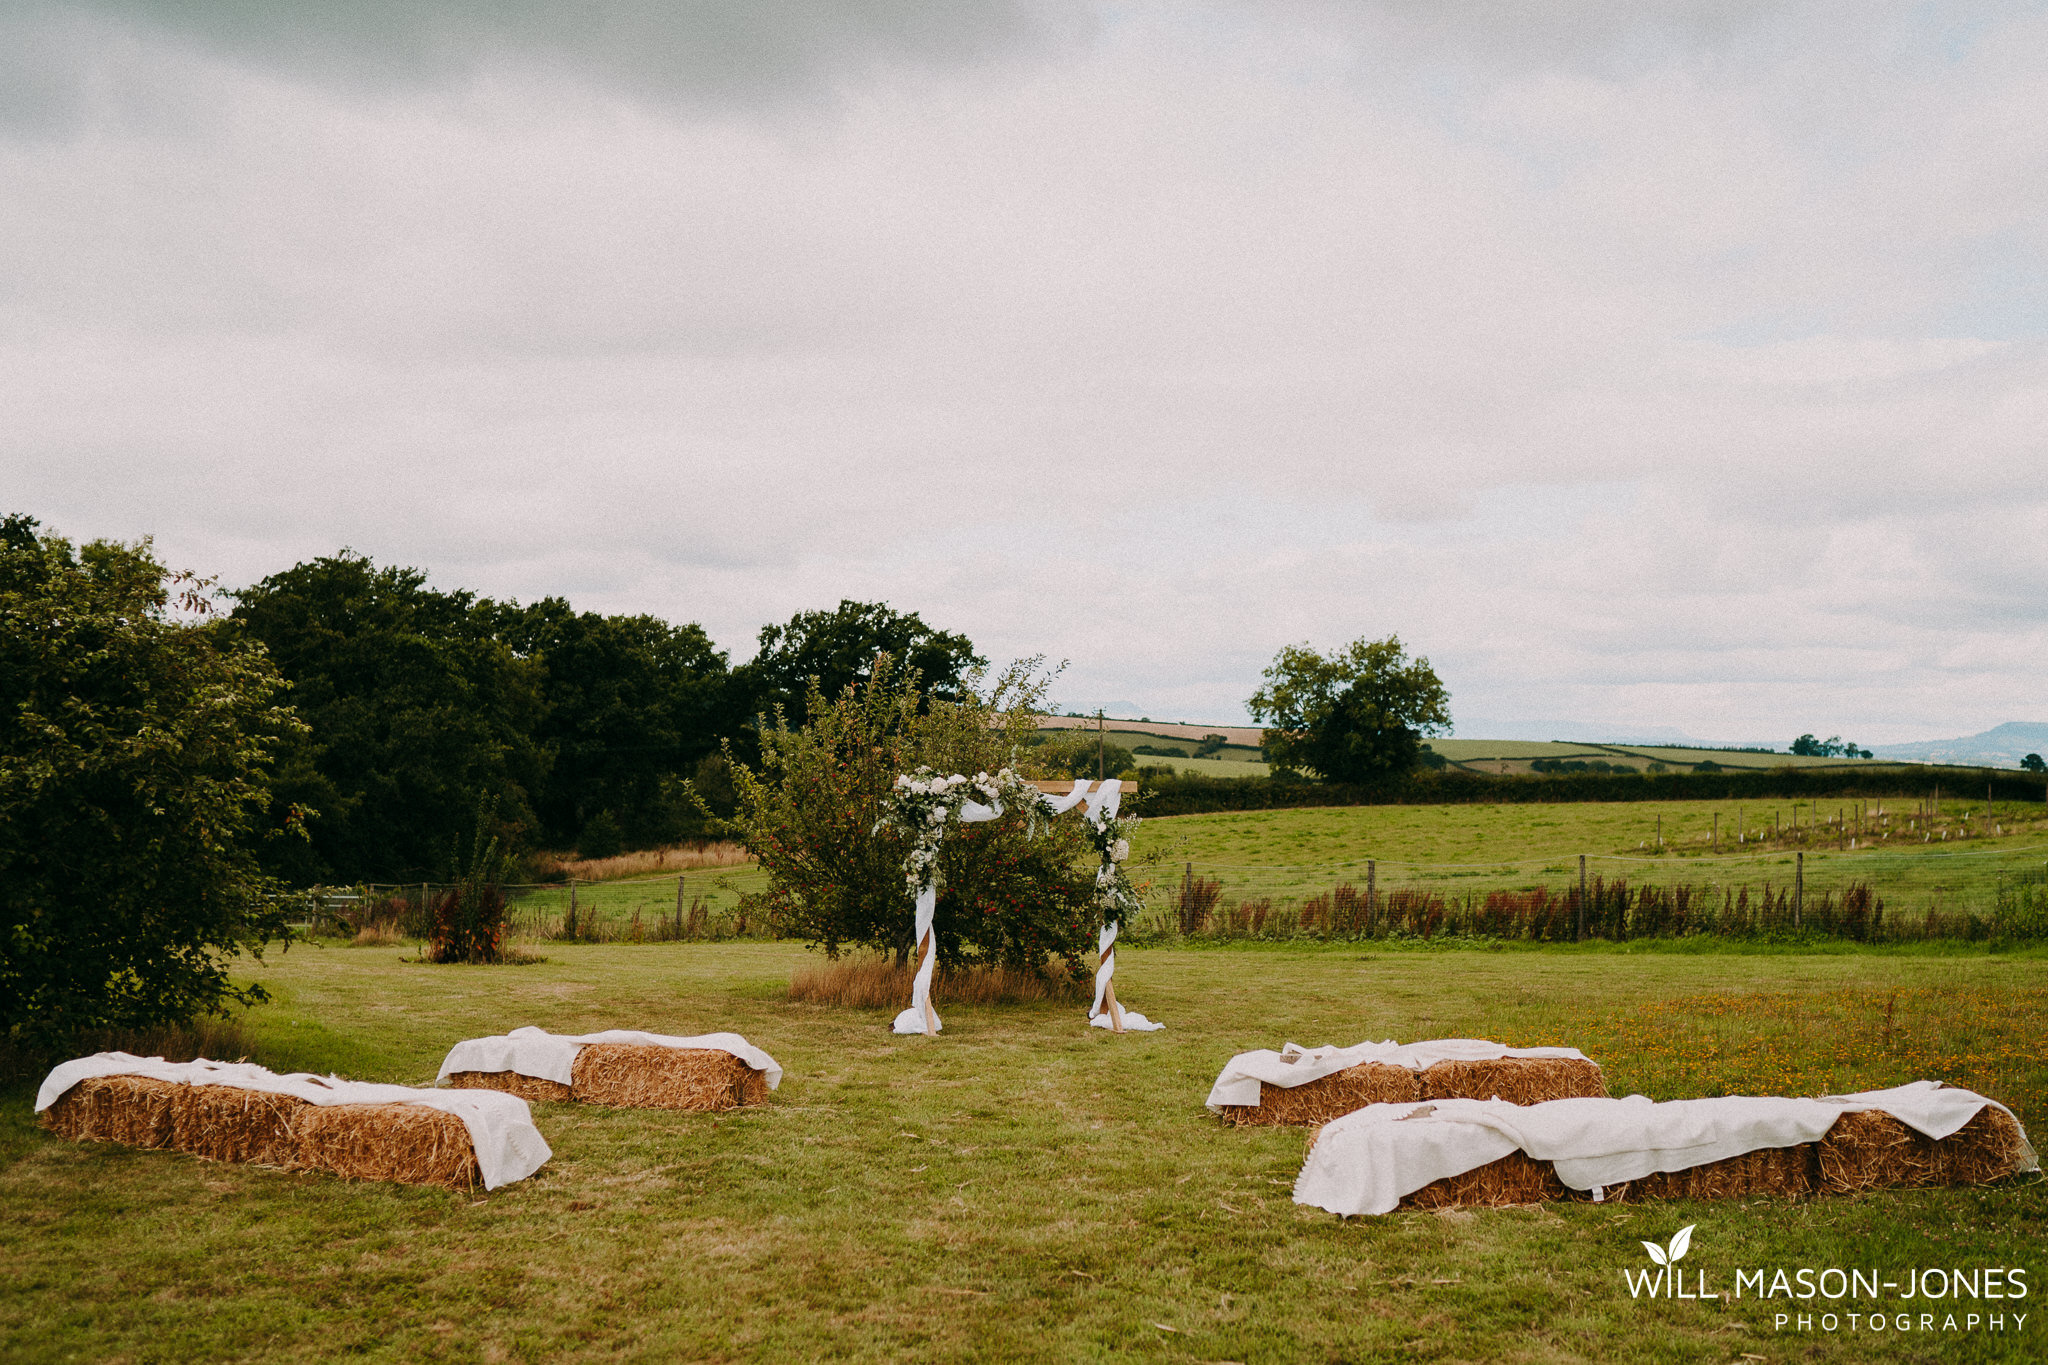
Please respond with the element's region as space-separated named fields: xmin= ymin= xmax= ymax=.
xmin=1869 ymin=722 xmax=2048 ymax=770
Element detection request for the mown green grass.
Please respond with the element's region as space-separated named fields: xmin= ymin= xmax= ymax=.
xmin=1133 ymin=800 xmax=2048 ymax=868
xmin=1127 ymin=799 xmax=2048 ymax=919
xmin=4 ymin=943 xmax=2042 ymax=1362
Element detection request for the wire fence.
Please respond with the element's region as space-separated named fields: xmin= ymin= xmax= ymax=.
xmin=303 ymin=866 xmax=774 ymax=944
xmin=295 ymin=840 xmax=2048 ymax=948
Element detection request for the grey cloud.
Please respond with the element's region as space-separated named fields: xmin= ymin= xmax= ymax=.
xmin=1 ymin=1 xmax=1084 ymax=126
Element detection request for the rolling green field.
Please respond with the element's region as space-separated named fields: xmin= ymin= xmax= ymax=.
xmin=1035 ymin=726 xmax=1271 ymax=777
xmin=1126 ymin=798 xmax=2048 ymax=925
xmin=1031 ymin=722 xmax=1908 ymax=778
xmin=1129 ymin=798 xmax=1982 ymax=866
xmin=364 ymin=797 xmax=2048 ymax=943
xmin=1423 ymin=739 xmax=1893 ymax=776
xmin=4 ymin=942 xmax=2044 ymax=1362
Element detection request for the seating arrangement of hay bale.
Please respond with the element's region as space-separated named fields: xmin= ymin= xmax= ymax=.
xmin=36 ymin=1054 xmax=551 ymax=1191
xmin=437 ymin=1027 xmax=781 ymax=1111
xmin=1207 ymin=1039 xmax=1605 ymax=1126
xmin=1815 ymin=1105 xmax=2032 ymax=1195
xmin=1294 ymin=1081 xmax=2038 ymax=1216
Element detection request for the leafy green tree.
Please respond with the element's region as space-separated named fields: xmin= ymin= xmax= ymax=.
xmin=1 ymin=517 xmax=302 ymax=1047
xmin=228 ymin=552 xmax=544 ymax=882
xmin=2022 ymin=753 xmax=2045 ymax=774
xmin=736 ymin=600 xmax=984 ymax=737
xmin=726 ymin=655 xmax=1094 ymax=974
xmin=1248 ymin=636 xmax=1451 ymax=782
xmin=1791 ymin=734 xmax=1871 ymax=759
xmin=487 ymin=598 xmax=733 ymax=848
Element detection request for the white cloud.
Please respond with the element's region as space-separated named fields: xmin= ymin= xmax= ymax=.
xmin=3 ymin=0 xmax=2045 ymax=743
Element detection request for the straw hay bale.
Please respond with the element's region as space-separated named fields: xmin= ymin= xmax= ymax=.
xmin=40 ymin=1077 xmax=304 ymax=1167
xmin=1219 ymin=1063 xmax=1422 ymax=1127
xmin=1397 ymin=1152 xmax=1571 ymax=1210
xmin=1419 ymin=1058 xmax=1607 ymax=1106
xmin=292 ymin=1103 xmax=481 ymax=1190
xmin=1389 ymin=1107 xmax=2026 ymax=1211
xmin=1618 ymin=1144 xmax=1816 ymax=1202
xmin=445 ymin=1070 xmax=574 ymax=1104
xmin=1816 ymin=1106 xmax=2030 ymax=1195
xmin=568 ymin=1044 xmax=769 ymax=1110
xmin=40 ymin=1076 xmax=182 ymax=1150
xmin=1227 ymin=1057 xmax=1605 ymax=1127
xmin=43 ymin=1077 xmax=482 ymax=1188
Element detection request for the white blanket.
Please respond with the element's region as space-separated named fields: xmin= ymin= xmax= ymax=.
xmin=36 ymin=1053 xmax=552 ymax=1191
xmin=435 ymin=1026 xmax=782 ymax=1090
xmin=1205 ymin=1038 xmax=1592 ymax=1110
xmin=1294 ymin=1081 xmax=2039 ymax=1217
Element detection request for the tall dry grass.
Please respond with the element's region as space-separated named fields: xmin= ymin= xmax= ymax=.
xmin=788 ymin=955 xmax=1088 ymax=1008
xmin=74 ymin=1016 xmax=260 ymax=1065
xmin=536 ymin=840 xmax=754 ymax=883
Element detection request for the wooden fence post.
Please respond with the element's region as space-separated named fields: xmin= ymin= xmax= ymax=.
xmin=1795 ymin=852 xmax=1803 ymax=928
xmin=1577 ymin=855 xmax=1587 ymax=942
xmin=1366 ymin=859 xmax=1377 ymax=933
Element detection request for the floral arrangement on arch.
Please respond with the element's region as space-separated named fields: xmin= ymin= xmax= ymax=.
xmin=876 ymin=766 xmax=1043 ymax=895
xmin=1083 ymin=806 xmax=1142 ymax=927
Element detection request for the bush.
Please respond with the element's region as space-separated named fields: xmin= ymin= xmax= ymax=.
xmin=726 ymin=655 xmax=1096 ymax=978
xmin=426 ymin=798 xmax=510 ymax=964
xmin=0 ymin=517 xmax=302 ymax=1049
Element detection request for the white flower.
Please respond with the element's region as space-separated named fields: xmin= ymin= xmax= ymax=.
xmin=1111 ymin=839 xmax=1129 ymax=863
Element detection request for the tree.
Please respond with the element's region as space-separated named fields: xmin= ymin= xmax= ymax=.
xmin=1248 ymin=636 xmax=1451 ymax=783
xmin=1 ymin=517 xmax=302 ymax=1048
xmin=228 ymin=552 xmax=545 ymax=882
xmin=1791 ymin=734 xmax=1872 ymax=759
xmin=487 ymin=598 xmax=733 ymax=849
xmin=725 ymin=654 xmax=1095 ymax=975
xmin=735 ymin=600 xmax=984 ymax=737
xmin=2023 ymin=753 xmax=2045 ymax=774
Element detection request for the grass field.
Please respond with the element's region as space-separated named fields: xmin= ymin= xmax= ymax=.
xmin=4 ymin=942 xmax=2043 ymax=1362
xmin=352 ymin=796 xmax=2048 ymax=944
xmin=1031 ymin=722 xmax=1912 ymax=778
xmin=1034 ymin=725 xmax=1272 ymax=777
xmin=1126 ymin=799 xmax=2048 ymax=926
xmin=1423 ymin=739 xmax=1893 ymax=776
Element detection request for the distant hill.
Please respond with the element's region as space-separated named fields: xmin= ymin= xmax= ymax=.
xmin=1869 ymin=722 xmax=2048 ymax=769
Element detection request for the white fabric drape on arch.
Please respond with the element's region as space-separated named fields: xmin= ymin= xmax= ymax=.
xmin=890 ymin=792 xmax=1005 ymax=1036
xmin=889 ymin=777 xmax=1160 ymax=1035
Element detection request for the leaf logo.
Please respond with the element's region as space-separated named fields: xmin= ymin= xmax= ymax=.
xmin=1640 ymin=1224 xmax=1696 ymax=1266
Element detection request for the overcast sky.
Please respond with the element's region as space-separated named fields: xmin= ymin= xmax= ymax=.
xmin=5 ymin=1 xmax=2045 ymax=741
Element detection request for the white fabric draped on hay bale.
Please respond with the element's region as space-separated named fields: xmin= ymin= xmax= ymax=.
xmin=36 ymin=1052 xmax=551 ymax=1189
xmin=1206 ymin=1038 xmax=1591 ymax=1109
xmin=435 ymin=1026 xmax=782 ymax=1089
xmin=1293 ymin=1080 xmax=2039 ymax=1217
